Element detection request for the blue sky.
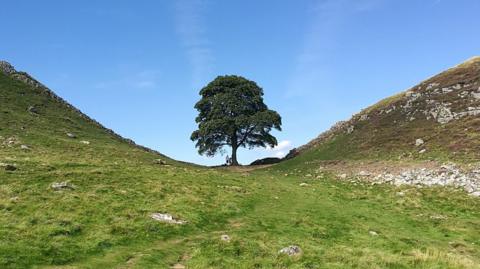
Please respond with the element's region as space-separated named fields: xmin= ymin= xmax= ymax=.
xmin=2 ymin=0 xmax=479 ymax=165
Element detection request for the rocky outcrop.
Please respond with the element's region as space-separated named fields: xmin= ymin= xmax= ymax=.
xmin=0 ymin=61 xmax=15 ymax=74
xmin=346 ymin=163 xmax=480 ymax=196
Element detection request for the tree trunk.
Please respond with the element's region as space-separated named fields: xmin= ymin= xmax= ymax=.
xmin=231 ymin=144 xmax=239 ymax=166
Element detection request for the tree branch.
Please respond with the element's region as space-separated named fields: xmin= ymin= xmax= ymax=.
xmin=238 ymin=125 xmax=256 ymax=147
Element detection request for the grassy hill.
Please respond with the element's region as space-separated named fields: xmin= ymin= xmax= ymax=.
xmin=292 ymin=57 xmax=480 ymax=164
xmin=1 ymin=61 xmax=480 ymax=268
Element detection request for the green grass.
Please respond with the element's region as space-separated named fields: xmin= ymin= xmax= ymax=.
xmin=2 ymin=70 xmax=480 ymax=268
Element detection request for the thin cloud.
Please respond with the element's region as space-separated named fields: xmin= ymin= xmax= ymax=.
xmin=174 ymin=0 xmax=214 ymax=88
xmin=94 ymin=70 xmax=161 ymax=90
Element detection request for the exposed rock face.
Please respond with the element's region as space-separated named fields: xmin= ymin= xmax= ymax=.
xmin=370 ymin=163 xmax=480 ymax=196
xmin=0 ymin=61 xmax=15 ymax=74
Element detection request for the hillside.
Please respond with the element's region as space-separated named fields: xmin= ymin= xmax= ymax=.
xmin=292 ymin=56 xmax=480 ymax=162
xmin=0 ymin=61 xmax=172 ymax=165
xmin=2 ymin=61 xmax=480 ymax=269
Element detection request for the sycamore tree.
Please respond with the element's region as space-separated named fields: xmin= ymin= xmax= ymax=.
xmin=191 ymin=75 xmax=282 ymax=166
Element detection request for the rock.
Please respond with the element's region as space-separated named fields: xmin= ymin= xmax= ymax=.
xmin=279 ymin=245 xmax=302 ymax=256
xmin=347 ymin=125 xmax=355 ymax=134
xmin=396 ymin=191 xmax=405 ymax=197
xmin=305 ymin=174 xmax=312 ymax=177
xmin=470 ymin=191 xmax=480 ymax=197
xmin=20 ymin=145 xmax=30 ymax=150
xmin=339 ymin=174 xmax=347 ymax=179
xmin=151 ymin=213 xmax=186 ymax=224
xmin=369 ymin=231 xmax=379 ymax=236
xmin=80 ymin=140 xmax=90 ymax=145
xmin=220 ymin=234 xmax=231 ymax=242
xmin=372 ymin=162 xmax=480 ymax=196
xmin=171 ymin=264 xmax=186 ymax=269
xmin=299 ymin=183 xmax=309 ymax=187
xmin=2 ymin=164 xmax=17 ymax=171
xmin=27 ymin=105 xmax=39 ymax=114
xmin=66 ymin=132 xmax=76 ymax=138
xmin=51 ymin=181 xmax=76 ymax=191
xmin=430 ymin=214 xmax=447 ymax=220
xmin=358 ymin=171 xmax=370 ymax=176
xmin=153 ymin=159 xmax=167 ymax=165
xmin=419 ymin=149 xmax=427 ymax=154
xmin=3 ymin=136 xmax=19 ymax=146
xmin=359 ymin=114 xmax=369 ymax=121
xmin=415 ymin=139 xmax=424 ymax=147
xmin=0 ymin=61 xmax=15 ymax=74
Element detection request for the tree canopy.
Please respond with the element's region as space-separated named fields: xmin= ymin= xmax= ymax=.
xmin=191 ymin=75 xmax=282 ymax=165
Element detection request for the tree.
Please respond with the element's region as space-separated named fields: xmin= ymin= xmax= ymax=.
xmin=191 ymin=75 xmax=282 ymax=166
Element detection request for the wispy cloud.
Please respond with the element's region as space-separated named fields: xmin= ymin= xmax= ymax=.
xmin=265 ymin=140 xmax=293 ymax=158
xmin=286 ymin=0 xmax=382 ymax=98
xmin=174 ymin=0 xmax=214 ymax=88
xmin=94 ymin=70 xmax=161 ymax=90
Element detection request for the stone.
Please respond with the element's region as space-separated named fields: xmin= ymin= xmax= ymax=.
xmin=220 ymin=234 xmax=231 ymax=242
xmin=51 ymin=181 xmax=76 ymax=191
xmin=20 ymin=145 xmax=30 ymax=150
xmin=347 ymin=125 xmax=355 ymax=134
xmin=27 ymin=105 xmax=39 ymax=114
xmin=2 ymin=164 xmax=17 ymax=171
xmin=171 ymin=264 xmax=186 ymax=269
xmin=66 ymin=132 xmax=76 ymax=138
xmin=358 ymin=171 xmax=370 ymax=176
xmin=153 ymin=159 xmax=167 ymax=165
xmin=3 ymin=136 xmax=19 ymax=146
xmin=359 ymin=114 xmax=369 ymax=121
xmin=299 ymin=182 xmax=309 ymax=187
xmin=415 ymin=139 xmax=424 ymax=147
xmin=419 ymin=149 xmax=427 ymax=154
xmin=369 ymin=231 xmax=379 ymax=236
xmin=80 ymin=140 xmax=90 ymax=145
xmin=151 ymin=213 xmax=186 ymax=224
xmin=279 ymin=245 xmax=302 ymax=256
xmin=470 ymin=191 xmax=480 ymax=197
xmin=339 ymin=174 xmax=347 ymax=179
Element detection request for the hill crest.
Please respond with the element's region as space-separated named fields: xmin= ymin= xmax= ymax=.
xmin=293 ymin=57 xmax=480 ymax=161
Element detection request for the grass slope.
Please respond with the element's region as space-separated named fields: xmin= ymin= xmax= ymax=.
xmin=1 ymin=66 xmax=480 ymax=268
